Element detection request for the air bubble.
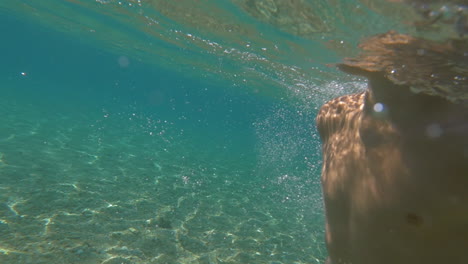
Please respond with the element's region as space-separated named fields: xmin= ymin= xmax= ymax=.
xmin=373 ymin=103 xmax=384 ymax=113
xmin=426 ymin=123 xmax=443 ymax=138
xmin=118 ymin=56 xmax=130 ymax=67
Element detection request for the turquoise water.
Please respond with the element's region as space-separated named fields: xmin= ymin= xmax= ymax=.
xmin=1 ymin=9 xmax=328 ymax=264
xmin=0 ymin=1 xmax=454 ymax=263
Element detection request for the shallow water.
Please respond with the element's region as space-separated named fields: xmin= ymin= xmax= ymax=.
xmin=0 ymin=1 xmax=463 ymax=264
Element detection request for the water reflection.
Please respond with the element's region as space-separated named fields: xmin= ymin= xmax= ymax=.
xmin=235 ymin=0 xmax=333 ymax=35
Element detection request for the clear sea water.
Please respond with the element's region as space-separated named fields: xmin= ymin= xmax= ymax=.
xmin=0 ymin=1 xmax=455 ymax=263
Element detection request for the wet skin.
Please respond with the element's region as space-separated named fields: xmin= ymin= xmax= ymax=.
xmin=316 ymin=72 xmax=468 ymax=264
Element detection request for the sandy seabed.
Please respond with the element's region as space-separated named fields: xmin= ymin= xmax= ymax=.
xmin=0 ymin=97 xmax=326 ymax=264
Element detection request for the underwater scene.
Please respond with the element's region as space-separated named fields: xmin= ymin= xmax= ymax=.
xmin=0 ymin=1 xmax=466 ymax=263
